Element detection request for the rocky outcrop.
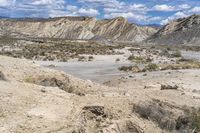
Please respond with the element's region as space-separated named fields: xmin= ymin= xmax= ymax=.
xmin=0 ymin=16 xmax=157 ymax=43
xmin=148 ymin=14 xmax=200 ymax=45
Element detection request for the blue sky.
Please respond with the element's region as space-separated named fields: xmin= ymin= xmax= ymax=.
xmin=0 ymin=0 xmax=200 ymax=25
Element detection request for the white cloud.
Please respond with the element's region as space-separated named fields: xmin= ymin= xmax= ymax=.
xmin=78 ymin=8 xmax=99 ymax=16
xmin=178 ymin=4 xmax=191 ymax=9
xmin=31 ymin=0 xmax=52 ymax=6
xmin=129 ymin=4 xmax=147 ymax=11
xmin=104 ymin=12 xmax=147 ymax=21
xmin=153 ymin=4 xmax=175 ymax=11
xmin=78 ymin=0 xmax=125 ymax=8
xmin=0 ymin=0 xmax=14 ymax=7
xmin=66 ymin=5 xmax=78 ymax=12
xmin=189 ymin=7 xmax=200 ymax=13
xmin=104 ymin=12 xmax=162 ymax=23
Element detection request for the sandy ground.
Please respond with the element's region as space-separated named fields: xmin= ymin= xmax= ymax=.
xmin=1 ymin=49 xmax=200 ymax=132
xmin=0 ymin=55 xmax=165 ymax=133
xmin=36 ymin=47 xmax=132 ymax=83
xmin=182 ymin=50 xmax=200 ymax=61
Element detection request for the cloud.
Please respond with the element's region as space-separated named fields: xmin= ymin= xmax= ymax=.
xmin=160 ymin=5 xmax=200 ymax=25
xmin=66 ymin=5 xmax=78 ymax=12
xmin=31 ymin=0 xmax=52 ymax=6
xmin=0 ymin=0 xmax=199 ymax=25
xmin=104 ymin=12 xmax=162 ymax=24
xmin=189 ymin=7 xmax=200 ymax=13
xmin=104 ymin=12 xmax=147 ymax=21
xmin=0 ymin=0 xmax=14 ymax=7
xmin=153 ymin=4 xmax=175 ymax=11
xmin=78 ymin=0 xmax=125 ymax=8
xmin=178 ymin=4 xmax=191 ymax=10
xmin=78 ymin=8 xmax=99 ymax=16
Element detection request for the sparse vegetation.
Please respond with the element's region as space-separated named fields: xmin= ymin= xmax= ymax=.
xmin=144 ymin=63 xmax=159 ymax=71
xmin=0 ymin=39 xmax=125 ymax=62
xmin=118 ymin=65 xmax=140 ymax=72
xmin=134 ymin=102 xmax=177 ymax=131
xmin=128 ymin=55 xmax=143 ymax=61
xmin=176 ymin=108 xmax=200 ymax=132
xmin=135 ymin=102 xmax=200 ymax=132
xmin=78 ymin=56 xmax=87 ymax=62
xmin=171 ymin=50 xmax=182 ymax=58
xmin=88 ymin=56 xmax=94 ymax=61
xmin=128 ymin=55 xmax=152 ymax=64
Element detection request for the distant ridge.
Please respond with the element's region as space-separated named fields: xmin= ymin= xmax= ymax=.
xmin=0 ymin=16 xmax=157 ymax=43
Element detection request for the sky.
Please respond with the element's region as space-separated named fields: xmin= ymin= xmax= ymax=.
xmin=0 ymin=0 xmax=200 ymax=25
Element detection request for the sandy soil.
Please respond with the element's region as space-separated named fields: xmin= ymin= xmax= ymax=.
xmin=1 ymin=48 xmax=200 ymax=132
xmin=36 ymin=47 xmax=132 ymax=83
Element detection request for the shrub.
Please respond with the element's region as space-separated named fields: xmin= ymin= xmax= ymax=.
xmin=78 ymin=56 xmax=86 ymax=61
xmin=176 ymin=108 xmax=200 ymax=132
xmin=118 ymin=66 xmax=133 ymax=71
xmin=134 ymin=102 xmax=176 ymax=130
xmin=144 ymin=63 xmax=159 ymax=71
xmin=88 ymin=56 xmax=94 ymax=61
xmin=171 ymin=50 xmax=182 ymax=58
xmin=128 ymin=55 xmax=143 ymax=61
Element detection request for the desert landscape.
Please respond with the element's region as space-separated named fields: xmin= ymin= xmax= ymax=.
xmin=1 ymin=1 xmax=200 ymax=132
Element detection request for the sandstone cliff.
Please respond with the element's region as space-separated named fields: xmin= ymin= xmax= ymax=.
xmin=0 ymin=16 xmax=157 ymax=43
xmin=148 ymin=14 xmax=200 ymax=45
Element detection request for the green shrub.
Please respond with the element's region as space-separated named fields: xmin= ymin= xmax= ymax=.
xmin=88 ymin=56 xmax=94 ymax=61
xmin=145 ymin=63 xmax=159 ymax=71
xmin=128 ymin=55 xmax=143 ymax=61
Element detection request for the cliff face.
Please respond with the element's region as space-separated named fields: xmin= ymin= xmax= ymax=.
xmin=0 ymin=16 xmax=157 ymax=43
xmin=148 ymin=14 xmax=200 ymax=45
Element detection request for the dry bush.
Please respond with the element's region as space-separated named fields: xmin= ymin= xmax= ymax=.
xmin=134 ymin=102 xmax=177 ymax=130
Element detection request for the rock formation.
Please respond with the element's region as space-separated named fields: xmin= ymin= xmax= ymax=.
xmin=0 ymin=16 xmax=157 ymax=43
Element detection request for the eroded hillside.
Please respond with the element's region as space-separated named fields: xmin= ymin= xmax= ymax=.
xmin=148 ymin=14 xmax=200 ymax=45
xmin=0 ymin=17 xmax=157 ymax=43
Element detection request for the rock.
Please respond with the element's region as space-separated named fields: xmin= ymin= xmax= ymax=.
xmin=143 ymin=73 xmax=147 ymax=76
xmin=0 ymin=17 xmax=157 ymax=43
xmin=129 ymin=75 xmax=134 ymax=78
xmin=41 ymin=88 xmax=46 ymax=93
xmin=148 ymin=14 xmax=200 ymax=45
xmin=48 ymin=64 xmax=56 ymax=68
xmin=161 ymin=83 xmax=178 ymax=90
xmin=82 ymin=105 xmax=106 ymax=117
xmin=0 ymin=71 xmax=6 ymax=80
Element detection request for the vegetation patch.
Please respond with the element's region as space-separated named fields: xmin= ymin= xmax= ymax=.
xmin=171 ymin=50 xmax=182 ymax=58
xmin=143 ymin=63 xmax=159 ymax=72
xmin=134 ymin=101 xmax=177 ymax=131
xmin=88 ymin=56 xmax=94 ymax=61
xmin=118 ymin=65 xmax=140 ymax=72
xmin=119 ymin=59 xmax=200 ymax=73
xmin=128 ymin=55 xmax=152 ymax=63
xmin=176 ymin=108 xmax=200 ymax=132
xmin=0 ymin=39 xmax=125 ymax=62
